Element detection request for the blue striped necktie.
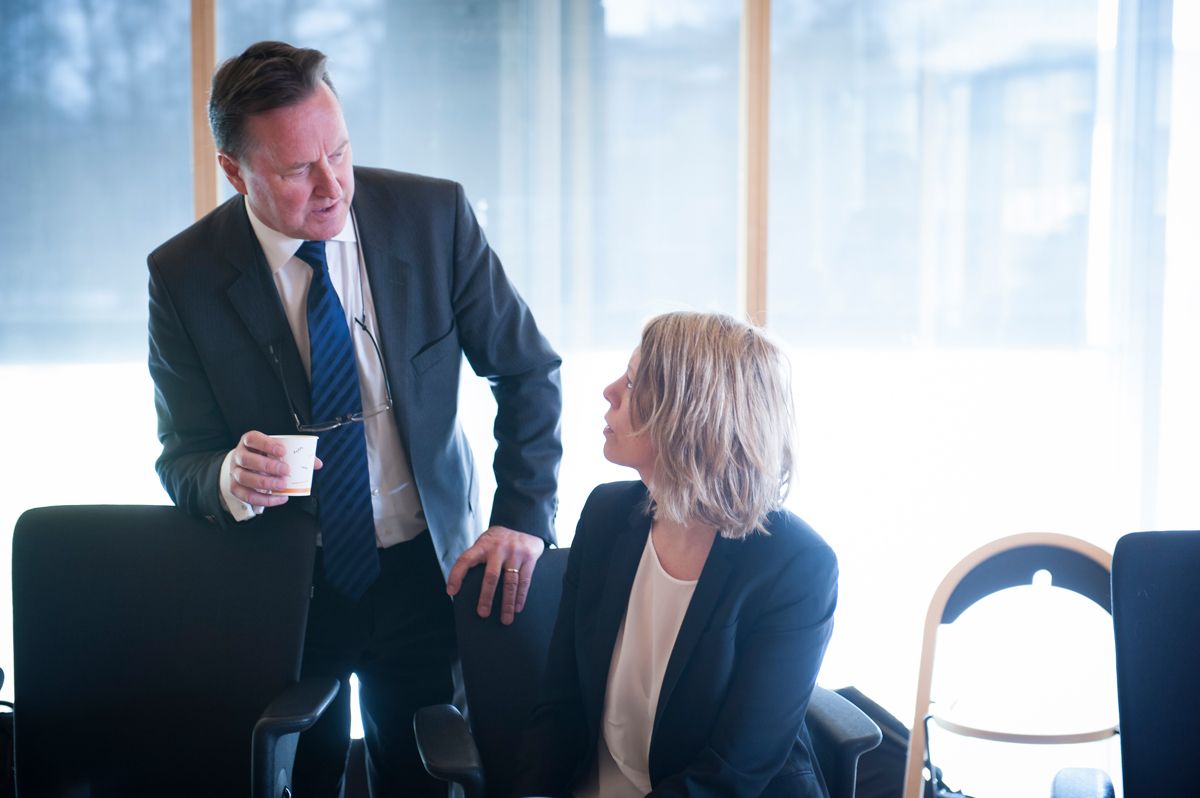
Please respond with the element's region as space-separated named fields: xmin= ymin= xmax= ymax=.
xmin=295 ymin=239 xmax=380 ymax=600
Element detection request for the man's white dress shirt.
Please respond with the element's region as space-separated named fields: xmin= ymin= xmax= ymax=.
xmin=219 ymin=198 xmax=426 ymax=547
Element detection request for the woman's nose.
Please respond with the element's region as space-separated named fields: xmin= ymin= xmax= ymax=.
xmin=602 ymin=380 xmax=618 ymax=406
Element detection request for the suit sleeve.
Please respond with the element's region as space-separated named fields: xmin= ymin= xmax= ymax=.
xmin=147 ymin=252 xmax=235 ymax=526
xmin=650 ymin=542 xmax=839 ymax=798
xmin=512 ymin=496 xmax=595 ymax=796
xmin=448 ymin=183 xmax=563 ymax=544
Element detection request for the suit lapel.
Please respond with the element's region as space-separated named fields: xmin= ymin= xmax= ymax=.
xmin=350 ymin=175 xmax=411 ymax=447
xmin=220 ymin=198 xmax=311 ymax=422
xmin=652 ymin=532 xmax=739 ymax=741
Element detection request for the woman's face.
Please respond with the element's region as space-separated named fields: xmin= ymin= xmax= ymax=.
xmin=602 ymin=348 xmax=656 ymax=479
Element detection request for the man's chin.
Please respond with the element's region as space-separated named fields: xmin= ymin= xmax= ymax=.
xmin=301 ymin=206 xmax=349 ymax=241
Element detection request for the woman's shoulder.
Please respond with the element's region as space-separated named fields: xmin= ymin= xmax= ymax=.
xmin=576 ymin=480 xmax=646 ymax=531
xmin=733 ymin=510 xmax=838 ymax=613
xmin=742 ymin=508 xmax=837 ymax=571
xmin=568 ymin=481 xmax=648 ymax=550
xmin=582 ymin=480 xmax=647 ymax=513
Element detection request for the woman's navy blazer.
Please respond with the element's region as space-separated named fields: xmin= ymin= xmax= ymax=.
xmin=515 ymin=480 xmax=838 ymax=798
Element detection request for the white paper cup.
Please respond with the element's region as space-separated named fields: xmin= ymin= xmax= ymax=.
xmin=271 ymin=434 xmax=319 ymax=496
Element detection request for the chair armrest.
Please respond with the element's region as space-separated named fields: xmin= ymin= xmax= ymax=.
xmin=807 ymin=685 xmax=883 ymax=798
xmin=252 ymin=677 xmax=340 ymax=798
xmin=413 ymin=704 xmax=485 ymax=798
xmin=808 ymin=685 xmax=884 ymax=756
xmin=257 ymin=677 xmax=340 ymax=736
xmin=1051 ymin=768 xmax=1114 ymax=798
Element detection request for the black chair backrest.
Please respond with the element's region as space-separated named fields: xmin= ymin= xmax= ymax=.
xmin=1111 ymin=530 xmax=1200 ymax=798
xmin=12 ymin=504 xmax=317 ymax=798
xmin=453 ymin=547 xmax=569 ymax=798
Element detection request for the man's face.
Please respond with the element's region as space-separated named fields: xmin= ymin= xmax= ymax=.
xmin=218 ymin=82 xmax=355 ymax=241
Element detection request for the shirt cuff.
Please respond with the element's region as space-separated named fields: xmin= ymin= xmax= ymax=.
xmin=219 ymin=449 xmax=263 ymax=522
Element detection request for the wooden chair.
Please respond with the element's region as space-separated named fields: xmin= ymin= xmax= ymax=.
xmin=901 ymin=533 xmax=1113 ymax=798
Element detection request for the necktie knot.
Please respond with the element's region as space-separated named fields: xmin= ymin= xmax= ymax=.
xmin=295 ymin=240 xmax=328 ymax=274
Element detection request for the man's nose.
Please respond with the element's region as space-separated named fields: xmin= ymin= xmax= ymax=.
xmin=313 ymin=159 xmax=340 ymax=197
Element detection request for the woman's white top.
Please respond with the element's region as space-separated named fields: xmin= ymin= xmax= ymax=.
xmin=576 ymin=531 xmax=698 ymax=798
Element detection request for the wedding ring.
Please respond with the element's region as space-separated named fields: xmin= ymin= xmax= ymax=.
xmin=504 ymin=567 xmax=520 ymax=575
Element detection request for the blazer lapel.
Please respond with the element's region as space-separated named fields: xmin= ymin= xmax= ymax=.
xmin=582 ymin=490 xmax=652 ymax=734
xmin=220 ymin=199 xmax=311 ymax=422
xmin=651 ymin=533 xmax=739 ymax=740
xmin=595 ymin=499 xmax=651 ymax=646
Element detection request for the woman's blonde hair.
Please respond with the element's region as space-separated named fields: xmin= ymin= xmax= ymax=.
xmin=631 ymin=311 xmax=795 ymax=538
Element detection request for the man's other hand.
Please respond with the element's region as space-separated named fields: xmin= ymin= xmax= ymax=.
xmin=446 ymin=526 xmax=546 ymax=625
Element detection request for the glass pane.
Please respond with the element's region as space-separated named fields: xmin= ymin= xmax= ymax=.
xmin=768 ymin=2 xmax=1172 ymax=795
xmin=769 ymin=0 xmax=1101 ymax=346
xmin=0 ymin=0 xmax=191 ymax=702
xmin=0 ymin=0 xmax=192 ymax=361
xmin=1158 ymin=2 xmax=1200 ymax=528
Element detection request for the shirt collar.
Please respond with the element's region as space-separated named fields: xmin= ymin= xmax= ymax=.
xmin=243 ymin=197 xmax=357 ymax=275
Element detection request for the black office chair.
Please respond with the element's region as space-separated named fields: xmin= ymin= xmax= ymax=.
xmin=415 ymin=547 xmax=569 ymax=798
xmin=1111 ymin=529 xmax=1200 ymax=796
xmin=11 ymin=504 xmax=338 ymax=798
xmin=414 ymin=547 xmax=881 ymax=798
xmin=1052 ymin=529 xmax=1200 ymax=798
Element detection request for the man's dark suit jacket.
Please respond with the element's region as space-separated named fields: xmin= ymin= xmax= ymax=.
xmin=515 ymin=481 xmax=837 ymax=798
xmin=147 ymin=167 xmax=562 ymax=574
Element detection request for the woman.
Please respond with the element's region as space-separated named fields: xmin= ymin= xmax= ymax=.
xmin=515 ymin=312 xmax=837 ymax=798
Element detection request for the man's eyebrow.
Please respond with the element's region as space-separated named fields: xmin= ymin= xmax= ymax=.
xmin=284 ymin=140 xmax=349 ymax=170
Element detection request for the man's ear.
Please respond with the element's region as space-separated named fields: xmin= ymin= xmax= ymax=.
xmin=217 ymin=152 xmax=248 ymax=195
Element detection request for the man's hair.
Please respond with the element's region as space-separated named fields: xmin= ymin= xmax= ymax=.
xmin=208 ymin=41 xmax=336 ymax=159
xmin=631 ymin=311 xmax=795 ymax=539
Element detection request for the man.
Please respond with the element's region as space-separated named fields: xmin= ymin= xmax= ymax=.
xmin=147 ymin=41 xmax=562 ymax=796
